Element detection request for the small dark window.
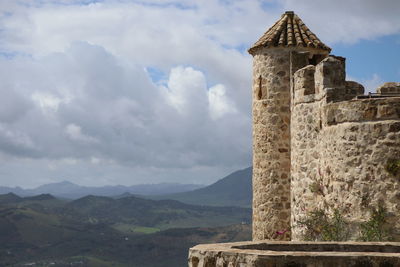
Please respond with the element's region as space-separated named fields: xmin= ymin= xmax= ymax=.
xmin=257 ymin=75 xmax=263 ymax=100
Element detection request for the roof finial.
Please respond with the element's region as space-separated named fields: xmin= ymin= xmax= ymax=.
xmin=285 ymin=11 xmax=294 ymax=15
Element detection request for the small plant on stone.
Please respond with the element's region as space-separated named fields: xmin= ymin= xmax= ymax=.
xmin=321 ymin=209 xmax=349 ymax=241
xmin=359 ymin=205 xmax=391 ymax=241
xmin=297 ymin=209 xmax=327 ymax=241
xmin=385 ymin=159 xmax=400 ymax=176
xmin=297 ymin=208 xmax=349 ymax=241
xmin=309 ymin=181 xmax=323 ymax=195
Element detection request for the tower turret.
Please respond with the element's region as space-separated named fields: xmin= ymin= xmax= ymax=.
xmin=249 ymin=11 xmax=330 ymax=240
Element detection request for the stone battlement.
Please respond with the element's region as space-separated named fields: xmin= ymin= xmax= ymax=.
xmin=293 ymin=55 xmax=400 ymax=104
xmin=292 ymin=55 xmax=400 ymax=126
xmin=293 ymin=55 xmax=365 ymax=104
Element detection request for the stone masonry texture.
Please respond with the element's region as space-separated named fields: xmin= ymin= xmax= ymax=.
xmin=249 ymin=12 xmax=400 ymax=242
xmin=252 ymin=48 xmax=292 ymax=241
xmin=188 ymin=11 xmax=400 ymax=267
xmin=189 ymin=241 xmax=400 ymax=267
xmin=251 ymin=47 xmax=328 ymax=241
xmin=291 ymin=55 xmax=400 ymax=241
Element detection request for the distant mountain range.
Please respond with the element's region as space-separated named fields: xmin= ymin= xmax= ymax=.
xmin=0 ymin=166 xmax=253 ymax=207
xmin=0 ymin=181 xmax=205 ymax=199
xmin=150 ymin=166 xmax=252 ymax=207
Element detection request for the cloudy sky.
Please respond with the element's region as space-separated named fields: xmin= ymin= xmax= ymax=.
xmin=0 ymin=0 xmax=399 ymax=188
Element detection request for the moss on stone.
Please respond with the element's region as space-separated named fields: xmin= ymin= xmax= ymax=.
xmin=386 ymin=159 xmax=400 ymax=176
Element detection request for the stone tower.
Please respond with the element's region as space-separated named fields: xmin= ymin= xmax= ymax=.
xmin=248 ymin=11 xmax=330 ymax=240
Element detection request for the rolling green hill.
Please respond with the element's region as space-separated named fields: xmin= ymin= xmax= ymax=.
xmin=151 ymin=166 xmax=252 ymax=207
xmin=64 ymin=194 xmax=251 ymax=230
xmin=0 ymin=193 xmax=251 ymax=266
xmin=0 ymin=192 xmax=23 ymax=204
xmin=4 ymin=223 xmax=250 ymax=267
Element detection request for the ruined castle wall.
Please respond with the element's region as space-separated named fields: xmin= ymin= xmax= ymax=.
xmin=252 ymin=47 xmax=292 ymax=241
xmin=291 ymin=57 xmax=400 ymax=241
xmin=318 ymin=99 xmax=400 ymax=241
xmin=291 ymin=65 xmax=324 ymax=240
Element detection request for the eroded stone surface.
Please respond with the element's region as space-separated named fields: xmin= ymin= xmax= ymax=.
xmin=189 ymin=241 xmax=400 ymax=267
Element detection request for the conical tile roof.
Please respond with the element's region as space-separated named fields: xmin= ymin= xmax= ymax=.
xmin=248 ymin=11 xmax=331 ymax=55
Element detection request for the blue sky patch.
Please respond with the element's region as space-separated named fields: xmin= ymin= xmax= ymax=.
xmin=146 ymin=66 xmax=168 ymax=86
xmin=333 ymin=34 xmax=400 ymax=82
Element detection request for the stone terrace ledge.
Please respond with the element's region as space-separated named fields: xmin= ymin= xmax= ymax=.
xmin=188 ymin=241 xmax=400 ymax=267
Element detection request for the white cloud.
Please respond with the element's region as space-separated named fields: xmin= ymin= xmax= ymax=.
xmin=363 ymin=74 xmax=384 ymax=94
xmin=0 ymin=123 xmax=37 ymax=154
xmin=61 ymin=158 xmax=79 ymax=165
xmin=208 ymin=84 xmax=237 ymax=120
xmin=0 ymin=41 xmax=251 ymax=186
xmin=280 ymin=0 xmax=400 ymax=44
xmin=90 ymin=157 xmax=101 ymax=164
xmin=163 ymin=66 xmax=208 ymax=114
xmin=65 ymin=123 xmax=99 ymax=143
xmin=32 ymin=92 xmax=63 ymax=113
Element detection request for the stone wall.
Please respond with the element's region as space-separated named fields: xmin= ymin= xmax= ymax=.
xmin=189 ymin=241 xmax=400 ymax=267
xmin=291 ymin=64 xmax=323 ymax=240
xmin=252 ymin=48 xmax=292 ymax=241
xmin=291 ymin=56 xmax=400 ymax=241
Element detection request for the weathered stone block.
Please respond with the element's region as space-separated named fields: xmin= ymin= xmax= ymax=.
xmin=294 ymin=65 xmax=315 ymax=96
xmin=189 ymin=242 xmax=400 ymax=267
xmin=346 ymin=81 xmax=365 ymax=97
xmin=315 ymin=56 xmax=346 ymax=96
xmin=377 ymin=82 xmax=400 ymax=94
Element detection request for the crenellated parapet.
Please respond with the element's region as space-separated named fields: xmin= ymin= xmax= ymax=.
xmin=292 ymin=54 xmax=400 ymax=126
xmin=293 ymin=55 xmax=365 ymax=105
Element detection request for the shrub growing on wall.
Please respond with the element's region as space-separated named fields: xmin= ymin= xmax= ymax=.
xmin=297 ymin=209 xmax=349 ymax=241
xmin=359 ymin=205 xmax=391 ymax=242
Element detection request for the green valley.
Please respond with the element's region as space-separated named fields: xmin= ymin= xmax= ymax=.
xmin=0 ymin=193 xmax=251 ymax=266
